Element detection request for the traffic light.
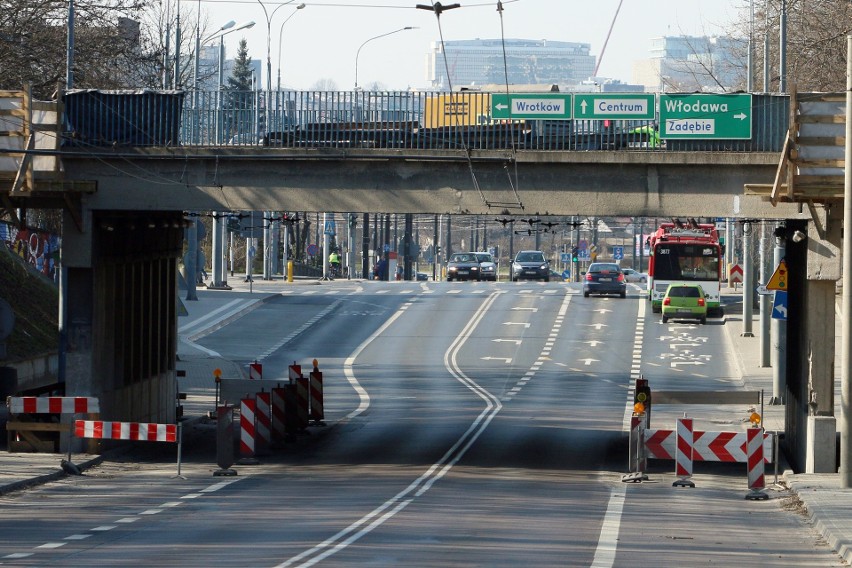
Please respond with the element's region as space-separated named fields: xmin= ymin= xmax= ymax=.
xmin=226 ymin=216 xmax=241 ymax=233
xmin=571 ymin=246 xmax=578 ymax=262
xmin=348 ymin=213 xmax=357 ymax=229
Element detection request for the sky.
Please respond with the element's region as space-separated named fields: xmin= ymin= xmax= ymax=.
xmin=188 ymin=0 xmax=746 ymax=91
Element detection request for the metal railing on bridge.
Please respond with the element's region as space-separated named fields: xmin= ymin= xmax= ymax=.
xmin=60 ymin=89 xmax=790 ymax=153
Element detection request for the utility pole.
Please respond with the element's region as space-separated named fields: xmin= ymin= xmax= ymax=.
xmin=742 ymin=222 xmax=754 ymax=337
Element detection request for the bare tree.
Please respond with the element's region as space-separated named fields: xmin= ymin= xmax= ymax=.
xmin=0 ymin=0 xmax=211 ymax=99
xmin=733 ymin=0 xmax=852 ymax=92
xmin=311 ymin=78 xmax=338 ymax=91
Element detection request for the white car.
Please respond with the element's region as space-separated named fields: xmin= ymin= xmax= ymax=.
xmin=474 ymin=252 xmax=498 ymax=281
xmin=622 ymin=268 xmax=648 ymax=283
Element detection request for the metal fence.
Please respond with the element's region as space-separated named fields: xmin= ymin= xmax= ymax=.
xmin=62 ymin=89 xmax=790 ymax=153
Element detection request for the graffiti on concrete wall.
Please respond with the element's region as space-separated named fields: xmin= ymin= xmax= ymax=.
xmin=0 ymin=222 xmax=60 ymax=279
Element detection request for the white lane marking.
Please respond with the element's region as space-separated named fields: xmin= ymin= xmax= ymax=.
xmin=115 ymin=517 xmax=139 ymax=523
xmin=340 ymin=302 xmax=412 ymax=422
xmin=3 ymin=553 xmax=33 ymax=558
xmin=201 ymin=478 xmax=245 ymax=493
xmin=36 ymin=543 xmax=66 ymax=549
xmin=90 ymin=526 xmax=117 ymax=531
xmin=256 ymin=300 xmax=344 ymax=363
xmin=590 ymin=486 xmax=627 ymax=568
xmin=178 ymin=298 xmax=253 ymax=335
xmin=279 ymin=293 xmax=504 ymax=567
xmin=64 ymin=534 xmax=92 ymax=540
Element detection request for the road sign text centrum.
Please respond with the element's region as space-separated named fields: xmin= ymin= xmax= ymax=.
xmin=573 ymin=93 xmax=655 ymax=120
xmin=659 ymin=93 xmax=752 ymax=139
xmin=491 ymin=93 xmax=572 ymax=120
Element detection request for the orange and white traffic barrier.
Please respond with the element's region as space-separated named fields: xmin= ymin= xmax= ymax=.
xmin=74 ymin=420 xmax=176 ymax=442
xmin=255 ymin=392 xmax=271 ymax=455
xmin=673 ymin=416 xmax=695 ymax=488
xmin=745 ymin=427 xmax=769 ymax=500
xmin=9 ymin=396 xmax=99 ymax=414
xmin=238 ymin=397 xmax=259 ymax=464
xmin=271 ymin=387 xmax=288 ymax=444
xmin=309 ymin=360 xmax=324 ymax=424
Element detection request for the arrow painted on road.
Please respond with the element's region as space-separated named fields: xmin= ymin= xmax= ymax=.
xmin=578 ymin=358 xmax=597 ymax=365
xmin=512 ymin=307 xmax=538 ymax=312
xmin=670 ymin=343 xmax=700 ymax=349
xmin=492 ymin=338 xmax=522 ymax=345
xmin=733 ymin=112 xmax=747 ymax=120
xmin=503 ymin=322 xmax=531 ymax=328
xmin=585 ymin=323 xmax=607 ymax=330
xmin=585 ymin=340 xmax=602 ymax=347
xmin=595 ymin=308 xmax=611 ymax=314
xmin=671 ymin=361 xmax=704 ymax=367
xmin=481 ymin=356 xmax=512 ymax=363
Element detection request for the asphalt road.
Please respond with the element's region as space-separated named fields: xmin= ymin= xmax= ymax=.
xmin=0 ymin=281 xmax=843 ymax=566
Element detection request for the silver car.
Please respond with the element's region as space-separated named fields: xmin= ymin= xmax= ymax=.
xmin=474 ymin=252 xmax=498 ymax=281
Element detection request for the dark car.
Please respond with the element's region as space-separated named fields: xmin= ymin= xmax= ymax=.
xmin=583 ymin=262 xmax=626 ymax=298
xmin=447 ymin=252 xmax=481 ymax=281
xmin=511 ymin=250 xmax=550 ymax=282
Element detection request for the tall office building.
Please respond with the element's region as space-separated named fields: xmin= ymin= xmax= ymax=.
xmin=632 ymin=36 xmax=745 ymax=93
xmin=426 ymin=39 xmax=595 ymax=90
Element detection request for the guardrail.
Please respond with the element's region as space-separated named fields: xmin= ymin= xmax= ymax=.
xmin=59 ymin=89 xmax=791 ymax=153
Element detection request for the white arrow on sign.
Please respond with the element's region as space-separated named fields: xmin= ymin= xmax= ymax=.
xmin=579 ymin=358 xmax=597 ymax=366
xmin=493 ymin=338 xmax=522 ymax=345
xmin=580 ymin=100 xmax=588 ymax=114
xmin=504 ymin=322 xmax=531 ymax=328
xmin=756 ymin=285 xmax=773 ymax=295
xmin=774 ymin=304 xmax=788 ymax=318
xmin=495 ymin=103 xmax=508 ymax=111
xmin=481 ymin=356 xmax=512 ymax=363
xmin=733 ymin=112 xmax=747 ymax=120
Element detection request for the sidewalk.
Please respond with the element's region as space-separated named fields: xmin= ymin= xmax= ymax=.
xmin=1 ymin=279 xmax=851 ymax=563
xmin=721 ymin=286 xmax=852 ymax=564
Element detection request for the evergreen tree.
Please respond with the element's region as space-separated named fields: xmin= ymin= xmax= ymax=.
xmin=223 ymin=39 xmax=260 ymax=141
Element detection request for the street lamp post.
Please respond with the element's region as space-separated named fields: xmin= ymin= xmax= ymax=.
xmin=193 ymin=19 xmax=235 ymax=143
xmin=354 ymin=27 xmax=417 ymax=90
xmin=277 ymin=4 xmax=306 ymax=92
xmin=257 ymin=0 xmax=301 ymax=137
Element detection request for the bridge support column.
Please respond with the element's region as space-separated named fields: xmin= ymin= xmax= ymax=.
xmin=62 ymin=210 xmax=183 ymax=428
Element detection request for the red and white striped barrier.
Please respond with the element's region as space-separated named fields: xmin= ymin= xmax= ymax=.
xmin=289 ymin=363 xmax=302 ymax=382
xmin=745 ymin=427 xmax=769 ymax=500
xmin=249 ymin=362 xmax=263 ymax=380
xmin=239 ymin=398 xmax=257 ymax=460
xmin=673 ymin=417 xmax=695 ymax=487
xmin=9 ymin=396 xmax=99 ymax=414
xmin=644 ymin=428 xmax=773 ymax=464
xmin=74 ymin=420 xmax=176 ymax=442
xmin=271 ymin=387 xmax=287 ymax=444
xmin=255 ymin=392 xmax=271 ymax=455
xmin=309 ymin=368 xmax=324 ymax=423
xmin=295 ymin=376 xmax=309 ymax=430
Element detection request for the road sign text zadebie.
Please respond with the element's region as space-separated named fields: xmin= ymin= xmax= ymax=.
xmin=660 ymin=94 xmax=752 ymax=140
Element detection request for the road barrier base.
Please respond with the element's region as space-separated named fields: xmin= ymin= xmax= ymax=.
xmin=673 ymin=477 xmax=696 ymax=488
xmin=214 ymin=468 xmax=238 ymax=476
xmin=621 ymin=472 xmax=648 ymax=483
xmin=745 ymin=488 xmax=769 ymax=501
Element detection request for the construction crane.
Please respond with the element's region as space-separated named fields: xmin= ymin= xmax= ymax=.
xmin=593 ymin=0 xmax=624 ymax=78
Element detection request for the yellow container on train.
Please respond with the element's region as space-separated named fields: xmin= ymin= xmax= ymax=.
xmin=423 ymin=93 xmax=492 ymax=128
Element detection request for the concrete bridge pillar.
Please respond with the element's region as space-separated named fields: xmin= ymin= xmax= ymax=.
xmin=62 ymin=209 xmax=184 ymax=427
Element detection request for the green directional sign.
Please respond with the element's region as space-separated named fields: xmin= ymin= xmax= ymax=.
xmin=491 ymin=93 xmax=572 ymax=120
xmin=659 ymin=93 xmax=752 ymax=139
xmin=573 ymin=93 xmax=655 ymax=120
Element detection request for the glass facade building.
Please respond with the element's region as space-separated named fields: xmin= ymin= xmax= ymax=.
xmin=426 ymin=39 xmax=595 ymax=90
